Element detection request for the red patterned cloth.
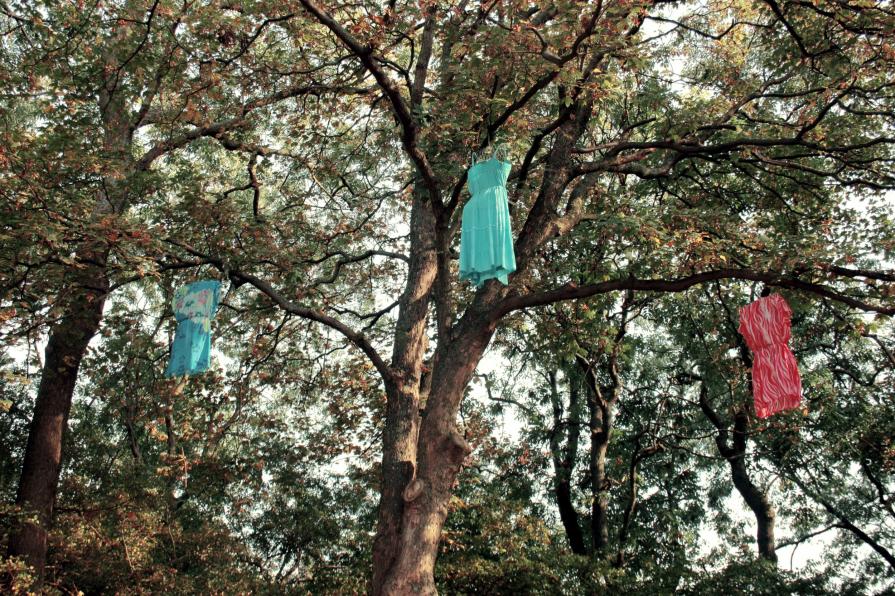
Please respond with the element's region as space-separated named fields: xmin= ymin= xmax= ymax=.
xmin=738 ymin=294 xmax=802 ymax=418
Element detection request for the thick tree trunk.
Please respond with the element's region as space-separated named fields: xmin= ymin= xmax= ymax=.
xmin=371 ymin=381 xmax=422 ymax=594
xmin=378 ymin=420 xmax=471 ymax=595
xmin=7 ymin=248 xmax=110 ymax=580
xmin=378 ymin=322 xmax=493 ymax=595
xmin=7 ymin=82 xmax=129 ymax=582
xmin=371 ymin=191 xmax=436 ymax=595
xmin=371 ymin=54 xmax=597 ymax=592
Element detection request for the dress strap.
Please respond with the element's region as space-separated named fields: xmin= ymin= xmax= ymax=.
xmin=469 ymin=151 xmax=478 ymax=166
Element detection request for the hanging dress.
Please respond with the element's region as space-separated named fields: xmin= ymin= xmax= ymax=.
xmin=459 ymin=157 xmax=517 ymax=286
xmin=738 ymin=294 xmax=802 ymax=418
xmin=165 ymin=280 xmax=221 ymax=378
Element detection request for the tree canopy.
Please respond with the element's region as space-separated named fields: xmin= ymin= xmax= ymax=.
xmin=1 ymin=0 xmax=894 ymax=593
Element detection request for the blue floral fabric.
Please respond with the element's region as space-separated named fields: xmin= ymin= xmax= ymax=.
xmin=165 ymin=280 xmax=221 ymax=378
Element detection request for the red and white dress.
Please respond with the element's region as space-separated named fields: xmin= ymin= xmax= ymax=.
xmin=738 ymin=294 xmax=802 ymax=418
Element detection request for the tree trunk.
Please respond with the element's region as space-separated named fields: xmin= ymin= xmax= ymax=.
xmin=377 ymin=322 xmax=492 ymax=595
xmin=555 ymin=480 xmax=587 ymax=555
xmin=588 ymin=394 xmax=611 ymax=553
xmin=7 ymin=81 xmax=130 ymax=582
xmin=699 ymin=388 xmax=777 ymax=562
xmin=728 ymin=411 xmax=777 ymax=562
xmin=7 ymin=247 xmax=110 ymax=580
xmin=371 ymin=381 xmax=422 ymax=594
xmin=549 ymin=372 xmax=586 ymax=555
xmin=370 ymin=50 xmax=597 ymax=592
xmin=371 ymin=190 xmax=436 ymax=595
xmin=578 ymin=349 xmax=624 ymax=557
xmin=575 ymin=303 xmax=629 ymax=557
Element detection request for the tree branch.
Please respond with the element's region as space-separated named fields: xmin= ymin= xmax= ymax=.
xmin=136 ymin=83 xmax=369 ymax=171
xmin=296 ymin=0 xmax=440 ymax=206
xmin=494 ymin=268 xmax=895 ymax=319
xmin=788 ymin=471 xmax=895 ymax=571
xmin=166 ymin=240 xmax=394 ymax=385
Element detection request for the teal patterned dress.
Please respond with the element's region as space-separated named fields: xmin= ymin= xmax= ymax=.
xmin=165 ymin=280 xmax=221 ymax=378
xmin=459 ymin=158 xmax=517 ymax=286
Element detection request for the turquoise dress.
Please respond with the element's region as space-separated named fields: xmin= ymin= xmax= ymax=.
xmin=165 ymin=280 xmax=221 ymax=377
xmin=460 ymin=158 xmax=516 ymax=286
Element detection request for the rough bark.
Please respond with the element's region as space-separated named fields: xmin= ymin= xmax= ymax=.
xmin=367 ymin=7 xmax=441 ymax=588
xmin=371 ymin=190 xmax=437 ymax=595
xmin=378 ymin=316 xmax=493 ymax=595
xmin=367 ymin=12 xmax=602 ymax=586
xmin=367 ymin=105 xmax=593 ymax=585
xmin=371 ymin=381 xmax=422 ymax=594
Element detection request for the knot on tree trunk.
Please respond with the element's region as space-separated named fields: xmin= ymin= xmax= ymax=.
xmin=402 ymin=478 xmax=426 ymax=502
xmin=445 ymin=428 xmax=472 ymax=463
